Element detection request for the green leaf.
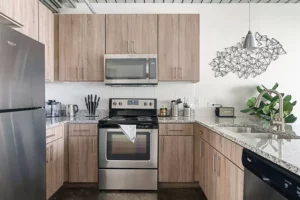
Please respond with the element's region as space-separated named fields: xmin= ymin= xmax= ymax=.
xmin=285 ymin=114 xmax=297 ymax=123
xmin=283 ymin=95 xmax=292 ymax=102
xmin=283 ymin=101 xmax=293 ymax=114
xmin=272 ymin=83 xmax=279 ymax=90
xmin=262 ymin=106 xmax=270 ymax=115
xmin=240 ymin=108 xmax=253 ymax=113
xmin=292 ymin=101 xmax=297 ymax=106
xmin=247 ymin=97 xmax=257 ymax=108
xmin=262 ymin=85 xmax=268 ymax=90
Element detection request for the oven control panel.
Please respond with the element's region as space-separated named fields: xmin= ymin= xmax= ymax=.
xmin=111 ymin=99 xmax=156 ymax=109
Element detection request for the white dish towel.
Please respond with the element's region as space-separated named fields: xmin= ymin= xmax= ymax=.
xmin=119 ymin=124 xmax=136 ymax=143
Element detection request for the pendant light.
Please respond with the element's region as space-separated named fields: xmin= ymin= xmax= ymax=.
xmin=243 ymin=0 xmax=257 ymax=50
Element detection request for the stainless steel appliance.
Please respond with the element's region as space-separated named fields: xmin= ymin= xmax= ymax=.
xmin=66 ymin=104 xmax=79 ymax=117
xmin=104 ymin=54 xmax=158 ymax=86
xmin=0 ymin=25 xmax=45 ymax=199
xmin=46 ymin=100 xmax=62 ymax=117
xmin=215 ymin=107 xmax=235 ymax=118
xmin=243 ymin=149 xmax=300 ymax=200
xmin=98 ymin=98 xmax=158 ymax=190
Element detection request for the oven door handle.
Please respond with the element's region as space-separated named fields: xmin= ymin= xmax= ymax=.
xmin=146 ymin=59 xmax=150 ymax=79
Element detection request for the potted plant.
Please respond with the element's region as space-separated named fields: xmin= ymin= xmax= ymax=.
xmin=241 ymin=83 xmax=297 ymax=123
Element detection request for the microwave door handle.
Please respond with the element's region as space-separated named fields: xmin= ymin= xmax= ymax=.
xmin=146 ymin=59 xmax=150 ymax=79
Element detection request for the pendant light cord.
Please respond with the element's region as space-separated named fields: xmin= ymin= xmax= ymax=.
xmin=249 ymin=0 xmax=251 ymax=31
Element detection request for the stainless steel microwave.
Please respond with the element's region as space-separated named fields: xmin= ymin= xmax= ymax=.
xmin=104 ymin=54 xmax=158 ymax=86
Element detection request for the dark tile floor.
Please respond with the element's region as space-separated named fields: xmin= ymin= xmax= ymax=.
xmin=50 ymin=188 xmax=207 ymax=200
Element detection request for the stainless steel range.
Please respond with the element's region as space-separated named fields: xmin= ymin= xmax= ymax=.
xmin=98 ymin=98 xmax=158 ymax=190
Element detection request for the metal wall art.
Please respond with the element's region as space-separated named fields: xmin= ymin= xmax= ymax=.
xmin=210 ymin=32 xmax=286 ymax=79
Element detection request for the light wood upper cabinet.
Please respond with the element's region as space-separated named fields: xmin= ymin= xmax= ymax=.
xmin=179 ymin=15 xmax=200 ymax=81
xmin=158 ymin=14 xmax=199 ymax=82
xmin=131 ymin=14 xmax=157 ymax=54
xmin=68 ymin=124 xmax=98 ymax=183
xmin=106 ymin=14 xmax=157 ymax=54
xmin=58 ymin=14 xmax=105 ymax=82
xmin=158 ymin=15 xmax=179 ymax=81
xmin=15 ymin=0 xmax=38 ymax=40
xmin=0 ymin=0 xmax=23 ymax=27
xmin=159 ymin=136 xmax=194 ymax=182
xmin=39 ymin=2 xmax=54 ymax=82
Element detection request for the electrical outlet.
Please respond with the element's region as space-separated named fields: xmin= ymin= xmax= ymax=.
xmin=207 ymin=102 xmax=221 ymax=108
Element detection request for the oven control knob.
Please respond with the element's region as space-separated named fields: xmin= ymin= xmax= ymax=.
xmin=113 ymin=102 xmax=117 ymax=106
xmin=119 ymin=102 xmax=122 ymax=106
xmin=144 ymin=102 xmax=147 ymax=106
xmin=149 ymin=102 xmax=153 ymax=106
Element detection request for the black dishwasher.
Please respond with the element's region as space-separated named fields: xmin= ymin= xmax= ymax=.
xmin=242 ymin=149 xmax=300 ymax=200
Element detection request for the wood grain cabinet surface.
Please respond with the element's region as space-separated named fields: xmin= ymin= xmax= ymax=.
xmin=39 ymin=2 xmax=54 ymax=82
xmin=46 ymin=126 xmax=64 ymax=200
xmin=158 ymin=14 xmax=199 ymax=82
xmin=68 ymin=124 xmax=98 ymax=183
xmin=106 ymin=14 xmax=157 ymax=54
xmin=159 ymin=136 xmax=194 ymax=182
xmin=159 ymin=123 xmax=194 ymax=136
xmin=0 ymin=0 xmax=23 ymax=26
xmin=58 ymin=14 xmax=105 ymax=82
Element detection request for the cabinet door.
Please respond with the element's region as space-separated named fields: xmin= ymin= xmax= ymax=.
xmin=194 ymin=125 xmax=200 ymax=182
xmin=81 ymin=15 xmax=105 ymax=81
xmin=159 ymin=136 xmax=193 ymax=182
xmin=179 ymin=14 xmax=200 ymax=82
xmin=215 ymin=150 xmax=226 ymax=200
xmin=204 ymin=142 xmax=216 ymax=200
xmin=224 ymin=158 xmax=244 ymax=200
xmin=19 ymin=0 xmax=38 ymax=40
xmin=69 ymin=136 xmax=98 ymax=182
xmin=59 ymin=14 xmax=105 ymax=81
xmin=158 ymin=15 xmax=179 ymax=81
xmin=46 ymin=143 xmax=52 ymax=199
xmin=53 ymin=138 xmax=64 ymax=191
xmin=0 ymin=0 xmax=23 ymax=26
xmin=131 ymin=14 xmax=157 ymax=54
xmin=106 ymin=14 xmax=131 ymax=54
xmin=39 ymin=2 xmax=54 ymax=82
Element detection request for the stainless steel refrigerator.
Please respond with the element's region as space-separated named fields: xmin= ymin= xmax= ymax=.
xmin=0 ymin=25 xmax=46 ymax=199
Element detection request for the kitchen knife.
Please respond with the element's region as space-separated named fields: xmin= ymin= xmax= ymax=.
xmin=88 ymin=95 xmax=91 ymax=115
xmin=85 ymin=97 xmax=89 ymax=111
xmin=96 ymin=97 xmax=100 ymax=109
xmin=89 ymin=94 xmax=93 ymax=115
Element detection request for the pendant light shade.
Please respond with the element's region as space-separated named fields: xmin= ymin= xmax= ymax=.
xmin=243 ymin=30 xmax=257 ymax=50
xmin=243 ymin=0 xmax=257 ymax=50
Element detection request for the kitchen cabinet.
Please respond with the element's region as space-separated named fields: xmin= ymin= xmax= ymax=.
xmin=159 ymin=123 xmax=194 ymax=136
xmin=159 ymin=136 xmax=194 ymax=182
xmin=58 ymin=14 xmax=105 ymax=82
xmin=68 ymin=124 xmax=98 ymax=182
xmin=15 ymin=0 xmax=38 ymax=40
xmin=158 ymin=14 xmax=199 ymax=82
xmin=46 ymin=126 xmax=64 ymax=200
xmin=106 ymin=14 xmax=157 ymax=54
xmin=0 ymin=0 xmax=23 ymax=27
xmin=39 ymin=2 xmax=55 ymax=82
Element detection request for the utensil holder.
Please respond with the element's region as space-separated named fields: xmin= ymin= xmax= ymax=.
xmin=171 ymin=104 xmax=179 ymax=117
xmin=184 ymin=107 xmax=191 ymax=117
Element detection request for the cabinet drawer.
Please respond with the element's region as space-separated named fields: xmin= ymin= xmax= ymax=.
xmin=69 ymin=124 xmax=98 ymax=136
xmin=159 ymin=124 xmax=193 ymax=136
xmin=46 ymin=125 xmax=64 ymax=144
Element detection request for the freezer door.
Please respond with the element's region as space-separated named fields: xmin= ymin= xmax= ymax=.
xmin=0 ymin=25 xmax=45 ymax=110
xmin=0 ymin=109 xmax=46 ymax=200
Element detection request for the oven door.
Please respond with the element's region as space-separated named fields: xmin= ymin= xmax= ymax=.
xmin=104 ymin=54 xmax=158 ymax=85
xmin=99 ymin=128 xmax=158 ymax=169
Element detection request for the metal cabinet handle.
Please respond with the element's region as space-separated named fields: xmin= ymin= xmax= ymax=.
xmin=73 ymin=130 xmax=90 ymax=132
xmin=218 ymin=155 xmax=221 ymax=177
xmin=46 ymin=147 xmax=49 ymax=164
xmin=92 ymin=138 xmax=95 ymax=153
xmin=127 ymin=40 xmax=130 ymax=53
xmin=50 ymin=145 xmax=53 ymax=162
xmin=172 ymin=67 xmax=176 ymax=79
xmin=213 ymin=153 xmax=216 ymax=174
xmin=169 ymin=129 xmax=184 ymax=132
xmin=132 ymin=40 xmax=136 ymax=53
xmin=76 ymin=67 xmax=79 ymax=80
xmin=179 ymin=67 xmax=183 ymax=79
xmin=81 ymin=68 xmax=84 ymax=80
xmin=175 ymin=67 xmax=178 ymax=79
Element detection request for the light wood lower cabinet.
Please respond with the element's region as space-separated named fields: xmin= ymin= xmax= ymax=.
xmin=68 ymin=124 xmax=98 ymax=183
xmin=46 ymin=137 xmax=64 ymax=199
xmin=195 ymin=124 xmax=244 ymax=200
xmin=159 ymin=136 xmax=194 ymax=182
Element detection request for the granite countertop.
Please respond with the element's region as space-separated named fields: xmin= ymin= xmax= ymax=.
xmin=46 ymin=116 xmax=106 ymax=129
xmin=159 ymin=115 xmax=300 ymax=176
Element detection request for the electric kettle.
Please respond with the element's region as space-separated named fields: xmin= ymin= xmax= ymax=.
xmin=66 ymin=104 xmax=79 ymax=117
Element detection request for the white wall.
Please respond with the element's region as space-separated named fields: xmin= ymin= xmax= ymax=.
xmin=46 ymin=3 xmax=300 ymax=117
